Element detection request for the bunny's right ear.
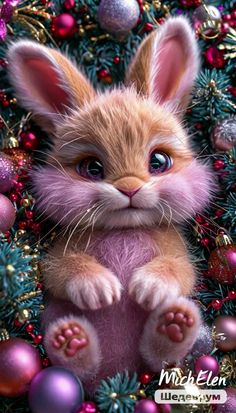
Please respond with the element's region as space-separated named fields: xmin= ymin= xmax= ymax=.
xmin=7 ymin=41 xmax=95 ymax=130
xmin=126 ymin=16 xmax=200 ymax=115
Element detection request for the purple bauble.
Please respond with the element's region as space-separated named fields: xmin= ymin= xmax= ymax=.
xmin=195 ymin=355 xmax=219 ymax=380
xmin=0 ymin=194 xmax=16 ymax=232
xmin=97 ymin=0 xmax=140 ymax=35
xmin=0 ymin=152 xmax=15 ymax=193
xmin=214 ymin=316 xmax=236 ymax=352
xmin=191 ymin=323 xmax=213 ymax=358
xmin=134 ymin=400 xmax=160 ymax=413
xmin=0 ymin=337 xmax=42 ymax=397
xmin=214 ymin=387 xmax=236 ymax=413
xmin=29 ymin=367 xmax=84 ymax=413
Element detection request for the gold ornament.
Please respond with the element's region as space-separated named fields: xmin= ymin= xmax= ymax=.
xmin=6 ymin=264 xmax=15 ymax=276
xmin=8 ymin=136 xmax=19 ymax=148
xmin=220 ymin=354 xmax=236 ymax=381
xmin=0 ymin=329 xmax=10 ymax=341
xmin=219 ymin=28 xmax=236 ymax=60
xmin=17 ymin=308 xmax=30 ymax=323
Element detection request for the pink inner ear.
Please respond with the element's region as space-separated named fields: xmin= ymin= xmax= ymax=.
xmin=154 ymin=39 xmax=186 ymax=104
xmin=23 ymin=58 xmax=71 ymax=113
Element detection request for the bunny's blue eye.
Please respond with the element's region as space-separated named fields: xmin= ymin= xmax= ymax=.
xmin=76 ymin=157 xmax=104 ymax=181
xmin=149 ymin=151 xmax=173 ymax=174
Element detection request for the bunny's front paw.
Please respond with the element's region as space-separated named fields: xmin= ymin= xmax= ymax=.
xmin=129 ymin=268 xmax=180 ymax=311
xmin=66 ymin=268 xmax=122 ymax=310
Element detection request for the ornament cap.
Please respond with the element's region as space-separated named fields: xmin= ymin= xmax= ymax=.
xmin=215 ymin=232 xmax=232 ymax=247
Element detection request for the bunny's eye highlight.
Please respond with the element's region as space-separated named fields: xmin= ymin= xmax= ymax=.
xmin=76 ymin=157 xmax=104 ymax=181
xmin=149 ymin=151 xmax=173 ymax=174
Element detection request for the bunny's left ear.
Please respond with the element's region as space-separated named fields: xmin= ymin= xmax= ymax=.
xmin=126 ymin=16 xmax=200 ymax=114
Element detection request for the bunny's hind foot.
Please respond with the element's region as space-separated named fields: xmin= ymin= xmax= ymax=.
xmin=140 ymin=296 xmax=200 ymax=370
xmin=44 ymin=315 xmax=101 ymax=379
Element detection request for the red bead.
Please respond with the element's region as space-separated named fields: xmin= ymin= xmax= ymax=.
xmin=195 ymin=214 xmax=205 ymax=224
xmin=63 ymin=0 xmax=75 ymax=10
xmin=215 ymin=209 xmax=223 ymax=218
xmin=14 ymin=182 xmax=24 ymax=192
xmin=20 ymin=131 xmax=39 ymax=151
xmin=205 ymin=46 xmax=225 ymax=69
xmin=211 ymin=299 xmax=222 ymax=310
xmin=26 ymin=323 xmax=34 ymax=333
xmin=195 ymin=122 xmax=203 ymax=130
xmin=228 ymin=290 xmax=236 ymax=299
xmin=228 ymin=86 xmax=236 ymax=97
xmin=113 ymin=56 xmax=120 ymax=65
xmin=34 ymin=334 xmax=43 ymax=344
xmin=14 ymin=319 xmax=21 ymax=327
xmin=213 ymin=159 xmax=225 ymax=171
xmin=143 ymin=23 xmax=153 ymax=32
xmin=31 ymin=223 xmax=41 ymax=233
xmin=9 ymin=193 xmax=19 ymax=202
xmin=2 ymin=99 xmax=10 ymax=107
xmin=223 ymin=14 xmax=231 ymax=21
xmin=221 ymin=22 xmax=229 ymax=34
xmin=36 ymin=282 xmax=43 ymax=290
xmin=98 ymin=69 xmax=109 ymax=79
xmin=25 ymin=210 xmax=33 ymax=219
xmin=201 ymin=237 xmax=210 ymax=247
xmin=42 ymin=357 xmax=50 ymax=367
xmin=18 ymin=221 xmax=27 ymax=230
xmin=231 ymin=11 xmax=236 ymax=19
xmin=139 ymin=372 xmax=153 ymax=385
xmin=4 ymin=231 xmax=11 ymax=238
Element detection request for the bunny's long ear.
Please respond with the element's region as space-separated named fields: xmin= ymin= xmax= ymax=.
xmin=7 ymin=41 xmax=95 ymax=130
xmin=126 ymin=17 xmax=199 ymax=114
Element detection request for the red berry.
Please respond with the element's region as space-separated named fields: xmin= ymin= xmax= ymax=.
xmin=97 ymin=69 xmax=109 ymax=79
xmin=213 ymin=159 xmax=225 ymax=171
xmin=113 ymin=56 xmax=120 ymax=65
xmin=228 ymin=290 xmax=236 ymax=299
xmin=9 ymin=193 xmax=19 ymax=202
xmin=34 ymin=334 xmax=43 ymax=344
xmin=25 ymin=210 xmax=33 ymax=219
xmin=31 ymin=223 xmax=41 ymax=233
xmin=223 ymin=14 xmax=231 ymax=21
xmin=18 ymin=221 xmax=27 ymax=230
xmin=26 ymin=323 xmax=34 ymax=333
xmin=211 ymin=299 xmax=222 ymax=310
xmin=63 ymin=0 xmax=75 ymax=10
xmin=143 ymin=22 xmax=153 ymax=32
xmin=20 ymin=131 xmax=39 ymax=151
xmin=139 ymin=372 xmax=153 ymax=385
xmin=2 ymin=99 xmax=10 ymax=107
xmin=201 ymin=237 xmax=210 ymax=247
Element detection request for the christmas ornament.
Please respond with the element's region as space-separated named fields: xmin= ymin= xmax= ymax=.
xmin=191 ymin=323 xmax=213 ymax=358
xmin=51 ymin=13 xmax=77 ymax=39
xmin=214 ymin=315 xmax=236 ymax=352
xmin=205 ymin=46 xmax=225 ymax=68
xmin=214 ymin=387 xmax=236 ymax=413
xmin=77 ymin=401 xmax=97 ymax=413
xmin=19 ymin=131 xmax=39 ymax=151
xmin=139 ymin=372 xmax=153 ymax=385
xmin=134 ymin=400 xmax=160 ymax=413
xmin=208 ymin=232 xmax=236 ymax=284
xmin=0 ymin=152 xmax=15 ymax=193
xmin=97 ymin=0 xmax=140 ymax=36
xmin=0 ymin=0 xmax=19 ymax=41
xmin=193 ymin=5 xmax=222 ymax=39
xmin=195 ymin=355 xmax=219 ymax=379
xmin=0 ymin=337 xmax=41 ymax=397
xmin=28 ymin=367 xmax=84 ymax=413
xmin=4 ymin=148 xmax=32 ymax=172
xmin=211 ymin=117 xmax=236 ymax=151
xmin=0 ymin=194 xmax=16 ymax=232
xmin=63 ymin=0 xmax=75 ymax=10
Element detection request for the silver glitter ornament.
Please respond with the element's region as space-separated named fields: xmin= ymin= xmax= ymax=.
xmin=191 ymin=323 xmax=213 ymax=359
xmin=97 ymin=0 xmax=140 ymax=36
xmin=211 ymin=116 xmax=236 ymax=151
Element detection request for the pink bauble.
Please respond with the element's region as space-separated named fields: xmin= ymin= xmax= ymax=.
xmin=0 ymin=337 xmax=42 ymax=397
xmin=0 ymin=152 xmax=15 ymax=193
xmin=195 ymin=355 xmax=219 ymax=379
xmin=214 ymin=387 xmax=236 ymax=413
xmin=77 ymin=401 xmax=97 ymax=413
xmin=51 ymin=13 xmax=77 ymax=39
xmin=134 ymin=400 xmax=160 ymax=413
xmin=214 ymin=316 xmax=236 ymax=351
xmin=0 ymin=194 xmax=16 ymax=232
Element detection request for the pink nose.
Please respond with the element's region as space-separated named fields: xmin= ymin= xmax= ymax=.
xmin=118 ymin=188 xmax=140 ymax=198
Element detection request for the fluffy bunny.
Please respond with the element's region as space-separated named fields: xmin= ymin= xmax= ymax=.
xmin=8 ymin=17 xmax=213 ymax=392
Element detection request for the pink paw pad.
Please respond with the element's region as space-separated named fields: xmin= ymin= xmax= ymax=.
xmin=52 ymin=322 xmax=89 ymax=357
xmin=157 ymin=308 xmax=195 ymax=343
